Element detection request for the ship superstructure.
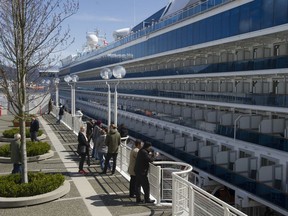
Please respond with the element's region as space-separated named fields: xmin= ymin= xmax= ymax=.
xmin=58 ymin=0 xmax=288 ymax=215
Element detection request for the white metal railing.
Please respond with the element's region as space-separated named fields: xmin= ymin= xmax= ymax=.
xmin=51 ymin=106 xmax=83 ymax=134
xmin=172 ymin=169 xmax=247 ymax=216
xmin=50 ymin=108 xmax=246 ymax=216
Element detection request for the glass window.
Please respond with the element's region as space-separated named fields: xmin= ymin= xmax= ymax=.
xmin=221 ymin=11 xmax=230 ymax=37
xmin=274 ymin=0 xmax=288 ymax=25
xmin=213 ymin=14 xmax=221 ymax=39
xmin=250 ymin=0 xmax=261 ymax=31
xmin=239 ymin=4 xmax=250 ymax=33
xmin=261 ymin=157 xmax=276 ymax=166
xmin=239 ymin=150 xmax=251 ymax=158
xmin=192 ymin=21 xmax=200 ymax=45
xmin=261 ymin=0 xmax=274 ymax=28
xmin=230 ymin=8 xmax=239 ymax=35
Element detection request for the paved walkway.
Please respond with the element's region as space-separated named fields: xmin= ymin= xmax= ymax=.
xmin=0 ymin=114 xmax=172 ymax=216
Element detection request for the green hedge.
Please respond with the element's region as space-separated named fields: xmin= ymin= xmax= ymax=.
xmin=0 ymin=172 xmax=65 ymax=197
xmin=0 ymin=141 xmax=51 ymax=157
xmin=2 ymin=128 xmax=43 ymax=138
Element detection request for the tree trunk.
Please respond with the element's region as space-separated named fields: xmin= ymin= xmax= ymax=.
xmin=20 ymin=109 xmax=28 ymax=183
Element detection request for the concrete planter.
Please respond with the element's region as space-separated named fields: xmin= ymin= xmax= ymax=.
xmin=0 ymin=180 xmax=70 ymax=208
xmin=13 ymin=120 xmax=31 ymax=127
xmin=0 ymin=150 xmax=54 ymax=163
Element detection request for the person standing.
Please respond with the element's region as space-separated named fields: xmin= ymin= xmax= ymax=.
xmin=78 ymin=126 xmax=90 ymax=174
xmin=128 ymin=139 xmax=142 ymax=198
xmin=134 ymin=141 xmax=158 ymax=203
xmin=92 ymin=120 xmax=103 ymax=160
xmin=30 ymin=116 xmax=39 ymax=142
xmin=96 ymin=128 xmax=110 ymax=171
xmin=118 ymin=123 xmax=128 ymax=137
xmin=100 ymin=124 xmax=121 ymax=175
xmin=86 ymin=118 xmax=94 ymax=144
xmin=56 ymin=104 xmax=64 ymax=124
xmin=48 ymin=98 xmax=53 ymax=114
xmin=10 ymin=133 xmax=22 ymax=174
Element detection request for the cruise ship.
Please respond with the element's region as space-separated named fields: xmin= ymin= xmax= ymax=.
xmin=58 ymin=0 xmax=288 ymax=215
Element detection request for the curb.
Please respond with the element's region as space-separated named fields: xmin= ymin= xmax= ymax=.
xmin=0 ymin=180 xmax=70 ymax=208
xmin=0 ymin=134 xmax=47 ymax=142
xmin=0 ymin=150 xmax=54 ymax=163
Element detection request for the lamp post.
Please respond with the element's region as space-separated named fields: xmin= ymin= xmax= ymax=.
xmin=64 ymin=74 xmax=79 ymax=117
xmin=100 ymin=66 xmax=126 ymax=127
xmin=100 ymin=68 xmax=112 ymax=127
xmin=53 ymin=78 xmax=60 ymax=108
xmin=64 ymin=75 xmax=79 ymax=132
xmin=40 ymin=79 xmax=51 ymax=115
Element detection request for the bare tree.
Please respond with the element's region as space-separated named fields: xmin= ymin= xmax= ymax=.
xmin=0 ymin=0 xmax=78 ymax=183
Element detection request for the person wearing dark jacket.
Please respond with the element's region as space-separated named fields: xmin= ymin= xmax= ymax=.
xmin=78 ymin=126 xmax=90 ymax=174
xmin=48 ymin=98 xmax=53 ymax=114
xmin=30 ymin=116 xmax=39 ymax=142
xmin=10 ymin=133 xmax=22 ymax=174
xmin=86 ymin=118 xmax=94 ymax=144
xmin=100 ymin=124 xmax=121 ymax=175
xmin=56 ymin=104 xmax=64 ymax=124
xmin=118 ymin=123 xmax=128 ymax=137
xmin=134 ymin=141 xmax=158 ymax=203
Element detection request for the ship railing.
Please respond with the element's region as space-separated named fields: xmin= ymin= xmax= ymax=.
xmin=171 ymin=168 xmax=247 ymax=216
xmin=51 ymin=105 xmax=83 ymax=134
xmin=116 ymin=142 xmax=247 ymax=216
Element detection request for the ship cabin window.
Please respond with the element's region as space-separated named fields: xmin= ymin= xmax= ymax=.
xmin=239 ymin=150 xmax=251 ymax=158
xmin=273 ymin=45 xmax=280 ymax=56
xmin=206 ymin=140 xmax=215 ymax=146
xmin=221 ymin=145 xmax=231 ymax=151
xmin=253 ymin=48 xmax=257 ymax=59
xmin=261 ymin=157 xmax=276 ymax=167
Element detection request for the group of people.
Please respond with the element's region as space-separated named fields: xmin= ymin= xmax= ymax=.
xmin=77 ymin=119 xmax=158 ymax=204
xmin=77 ymin=120 xmax=128 ymax=175
xmin=128 ymin=140 xmax=158 ymax=204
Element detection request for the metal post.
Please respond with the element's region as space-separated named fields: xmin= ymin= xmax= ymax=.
xmin=71 ymin=84 xmax=75 ymax=131
xmin=55 ymin=84 xmax=59 ymax=108
xmin=72 ymin=83 xmax=76 ymax=116
xmin=234 ymin=115 xmax=242 ymax=143
xmin=107 ymin=81 xmax=111 ymax=127
xmin=114 ymin=81 xmax=119 ymax=126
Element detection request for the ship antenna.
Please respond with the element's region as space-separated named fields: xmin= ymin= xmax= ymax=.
xmin=133 ymin=0 xmax=135 ymax=26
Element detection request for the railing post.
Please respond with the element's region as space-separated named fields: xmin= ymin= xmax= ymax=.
xmin=189 ymin=186 xmax=194 ymax=216
xmin=172 ymin=174 xmax=177 ymax=215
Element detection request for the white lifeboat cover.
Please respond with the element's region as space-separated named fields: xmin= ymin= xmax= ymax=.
xmin=113 ymin=28 xmax=131 ymax=40
xmin=86 ymin=33 xmax=99 ymax=46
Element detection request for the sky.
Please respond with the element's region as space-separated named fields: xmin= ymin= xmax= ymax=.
xmin=60 ymin=0 xmax=168 ymax=59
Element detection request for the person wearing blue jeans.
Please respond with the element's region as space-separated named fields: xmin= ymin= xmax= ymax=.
xmin=96 ymin=128 xmax=110 ymax=170
xmin=100 ymin=124 xmax=121 ymax=175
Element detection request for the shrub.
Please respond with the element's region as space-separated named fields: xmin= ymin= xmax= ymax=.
xmin=0 ymin=144 xmax=10 ymax=157
xmin=0 ymin=172 xmax=65 ymax=197
xmin=2 ymin=128 xmax=43 ymax=138
xmin=0 ymin=141 xmax=51 ymax=157
xmin=26 ymin=141 xmax=50 ymax=156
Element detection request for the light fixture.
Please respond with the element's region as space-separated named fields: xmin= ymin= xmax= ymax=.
xmin=53 ymin=78 xmax=60 ymax=108
xmin=100 ymin=66 xmax=126 ymax=127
